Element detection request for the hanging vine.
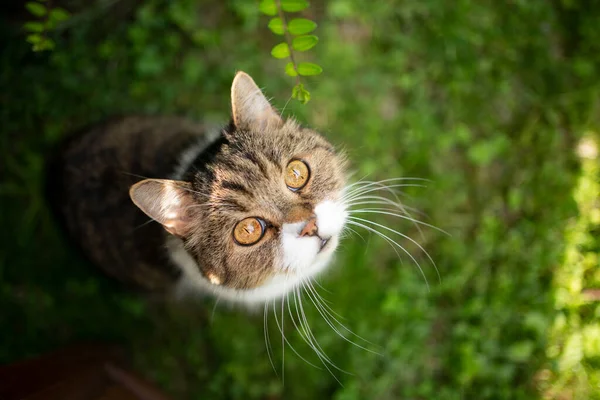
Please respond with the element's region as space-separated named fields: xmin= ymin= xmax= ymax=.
xmin=259 ymin=0 xmax=322 ymax=104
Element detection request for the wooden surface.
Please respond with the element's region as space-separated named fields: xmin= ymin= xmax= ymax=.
xmin=0 ymin=344 xmax=173 ymax=400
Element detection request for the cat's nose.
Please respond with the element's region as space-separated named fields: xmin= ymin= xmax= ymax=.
xmin=300 ymin=217 xmax=318 ymax=237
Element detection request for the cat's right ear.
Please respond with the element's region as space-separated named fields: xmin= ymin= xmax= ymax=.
xmin=230 ymin=71 xmax=283 ymax=132
xmin=129 ymin=179 xmax=195 ymax=238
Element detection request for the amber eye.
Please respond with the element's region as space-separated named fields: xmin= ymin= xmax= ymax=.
xmin=233 ymin=217 xmax=266 ymax=246
xmin=285 ymin=160 xmax=310 ymax=191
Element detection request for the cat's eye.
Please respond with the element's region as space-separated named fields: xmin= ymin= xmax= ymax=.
xmin=285 ymin=160 xmax=310 ymax=191
xmin=233 ymin=217 xmax=266 ymax=246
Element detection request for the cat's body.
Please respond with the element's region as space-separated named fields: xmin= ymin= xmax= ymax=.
xmin=48 ymin=116 xmax=213 ymax=291
xmin=48 ymin=72 xmax=349 ymax=304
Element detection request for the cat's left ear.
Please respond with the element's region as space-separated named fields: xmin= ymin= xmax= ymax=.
xmin=231 ymin=71 xmax=283 ymax=131
xmin=129 ymin=179 xmax=195 ymax=238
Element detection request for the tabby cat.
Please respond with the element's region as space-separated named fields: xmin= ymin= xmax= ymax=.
xmin=48 ymin=72 xmax=351 ymax=305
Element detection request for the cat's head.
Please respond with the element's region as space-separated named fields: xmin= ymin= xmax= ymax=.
xmin=130 ymin=72 xmax=348 ymax=303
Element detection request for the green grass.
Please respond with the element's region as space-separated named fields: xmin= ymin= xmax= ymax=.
xmin=1 ymin=0 xmax=600 ymax=399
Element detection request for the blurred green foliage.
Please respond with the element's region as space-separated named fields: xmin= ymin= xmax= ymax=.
xmin=1 ymin=0 xmax=600 ymax=399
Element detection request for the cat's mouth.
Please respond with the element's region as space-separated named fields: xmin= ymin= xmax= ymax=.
xmin=319 ymin=237 xmax=330 ymax=252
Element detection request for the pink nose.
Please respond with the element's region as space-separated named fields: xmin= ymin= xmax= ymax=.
xmin=300 ymin=218 xmax=318 ymax=237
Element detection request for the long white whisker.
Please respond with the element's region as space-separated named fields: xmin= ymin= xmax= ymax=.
xmin=291 ymin=287 xmax=329 ymax=365
xmin=348 ymin=209 xmax=449 ymax=235
xmin=210 ymin=298 xmax=220 ymax=323
xmin=283 ymin=293 xmax=322 ymax=369
xmin=348 ymin=216 xmax=440 ymax=285
xmin=270 ymin=294 xmax=318 ymax=380
xmin=293 ymin=286 xmax=336 ymax=366
xmin=342 ymin=182 xmax=426 ymax=200
xmin=346 ymin=220 xmax=429 ymax=290
xmin=281 ymin=277 xmax=288 ymax=385
xmin=304 ymin=280 xmax=381 ymax=356
xmin=343 ymin=177 xmax=430 ymax=195
xmin=344 ymin=195 xmax=425 ymax=217
xmin=264 ymin=302 xmax=277 ymax=376
xmin=343 ymin=183 xmax=426 ymax=203
xmin=294 ymin=285 xmax=348 ymax=379
xmin=345 ymin=186 xmax=427 ymax=238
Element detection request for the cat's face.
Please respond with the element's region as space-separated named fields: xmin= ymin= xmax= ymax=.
xmin=130 ymin=72 xmax=348 ymax=303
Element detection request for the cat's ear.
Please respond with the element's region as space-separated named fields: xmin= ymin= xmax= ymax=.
xmin=129 ymin=179 xmax=195 ymax=238
xmin=231 ymin=71 xmax=283 ymax=131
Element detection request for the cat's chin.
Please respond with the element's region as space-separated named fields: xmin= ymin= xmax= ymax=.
xmin=170 ymin=235 xmax=339 ymax=306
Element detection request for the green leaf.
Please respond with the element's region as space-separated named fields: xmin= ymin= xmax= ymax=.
xmin=268 ymin=18 xmax=284 ymax=35
xmin=270 ymin=43 xmax=290 ymax=59
xmin=26 ymin=33 xmax=42 ymax=45
xmin=281 ymin=0 xmax=309 ymax=12
xmin=32 ymin=37 xmax=55 ymax=52
xmin=26 ymin=2 xmax=47 ymax=17
xmin=258 ymin=0 xmax=277 ymax=16
xmin=287 ymin=18 xmax=317 ymax=35
xmin=292 ymin=83 xmax=310 ymax=104
xmin=292 ymin=35 xmax=318 ymax=52
xmin=297 ymin=62 xmax=322 ymax=76
xmin=23 ymin=22 xmax=44 ymax=33
xmin=285 ymin=62 xmax=298 ymax=77
xmin=48 ymin=8 xmax=70 ymax=23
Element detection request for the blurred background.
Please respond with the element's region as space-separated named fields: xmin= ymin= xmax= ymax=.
xmin=1 ymin=0 xmax=599 ymax=399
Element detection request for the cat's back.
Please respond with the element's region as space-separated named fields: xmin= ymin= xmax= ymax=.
xmin=47 ymin=115 xmax=210 ymax=290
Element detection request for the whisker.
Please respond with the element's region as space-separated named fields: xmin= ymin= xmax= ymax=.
xmin=293 ymin=286 xmax=336 ymax=366
xmin=278 ymin=95 xmax=293 ymax=118
xmin=345 ymin=197 xmax=424 ymax=216
xmin=210 ymin=298 xmax=220 ymax=323
xmin=268 ymin=297 xmax=321 ymax=370
xmin=304 ymin=280 xmax=381 ymax=356
xmin=348 ymin=216 xmax=440 ymax=285
xmin=343 ymin=183 xmax=427 ymax=203
xmin=348 ymin=209 xmax=449 ymax=235
xmin=344 ymin=226 xmax=365 ymax=241
xmin=283 ymin=293 xmax=322 ymax=369
xmin=270 ymin=295 xmax=315 ymax=380
xmin=264 ymin=302 xmax=277 ymax=376
xmin=346 ymin=220 xmax=429 ymax=290
xmin=281 ymin=277 xmax=288 ymax=384
xmin=343 ymin=177 xmax=430 ymax=195
xmin=132 ymin=218 xmax=157 ymax=231
xmin=348 ymin=180 xmax=429 ymax=238
xmin=119 ymin=171 xmax=151 ymax=180
xmin=294 ymin=285 xmax=348 ymax=380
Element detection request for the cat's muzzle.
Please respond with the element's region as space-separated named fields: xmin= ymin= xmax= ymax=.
xmin=299 ymin=217 xmax=330 ymax=252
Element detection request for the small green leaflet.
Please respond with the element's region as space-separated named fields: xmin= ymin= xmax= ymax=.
xmin=26 ymin=34 xmax=42 ymax=44
xmin=49 ymin=8 xmax=70 ymax=22
xmin=271 ymin=43 xmax=290 ymax=59
xmin=292 ymin=35 xmax=318 ymax=52
xmin=268 ymin=18 xmax=284 ymax=35
xmin=292 ymin=83 xmax=311 ymax=104
xmin=285 ymin=62 xmax=298 ymax=77
xmin=26 ymin=2 xmax=46 ymax=17
xmin=27 ymin=34 xmax=55 ymax=51
xmin=287 ymin=18 xmax=317 ymax=35
xmin=297 ymin=62 xmax=323 ymax=76
xmin=23 ymin=22 xmax=44 ymax=33
xmin=258 ymin=0 xmax=277 ymax=16
xmin=281 ymin=0 xmax=309 ymax=12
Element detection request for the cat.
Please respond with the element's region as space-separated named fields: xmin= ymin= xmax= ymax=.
xmin=47 ymin=71 xmax=351 ymax=305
